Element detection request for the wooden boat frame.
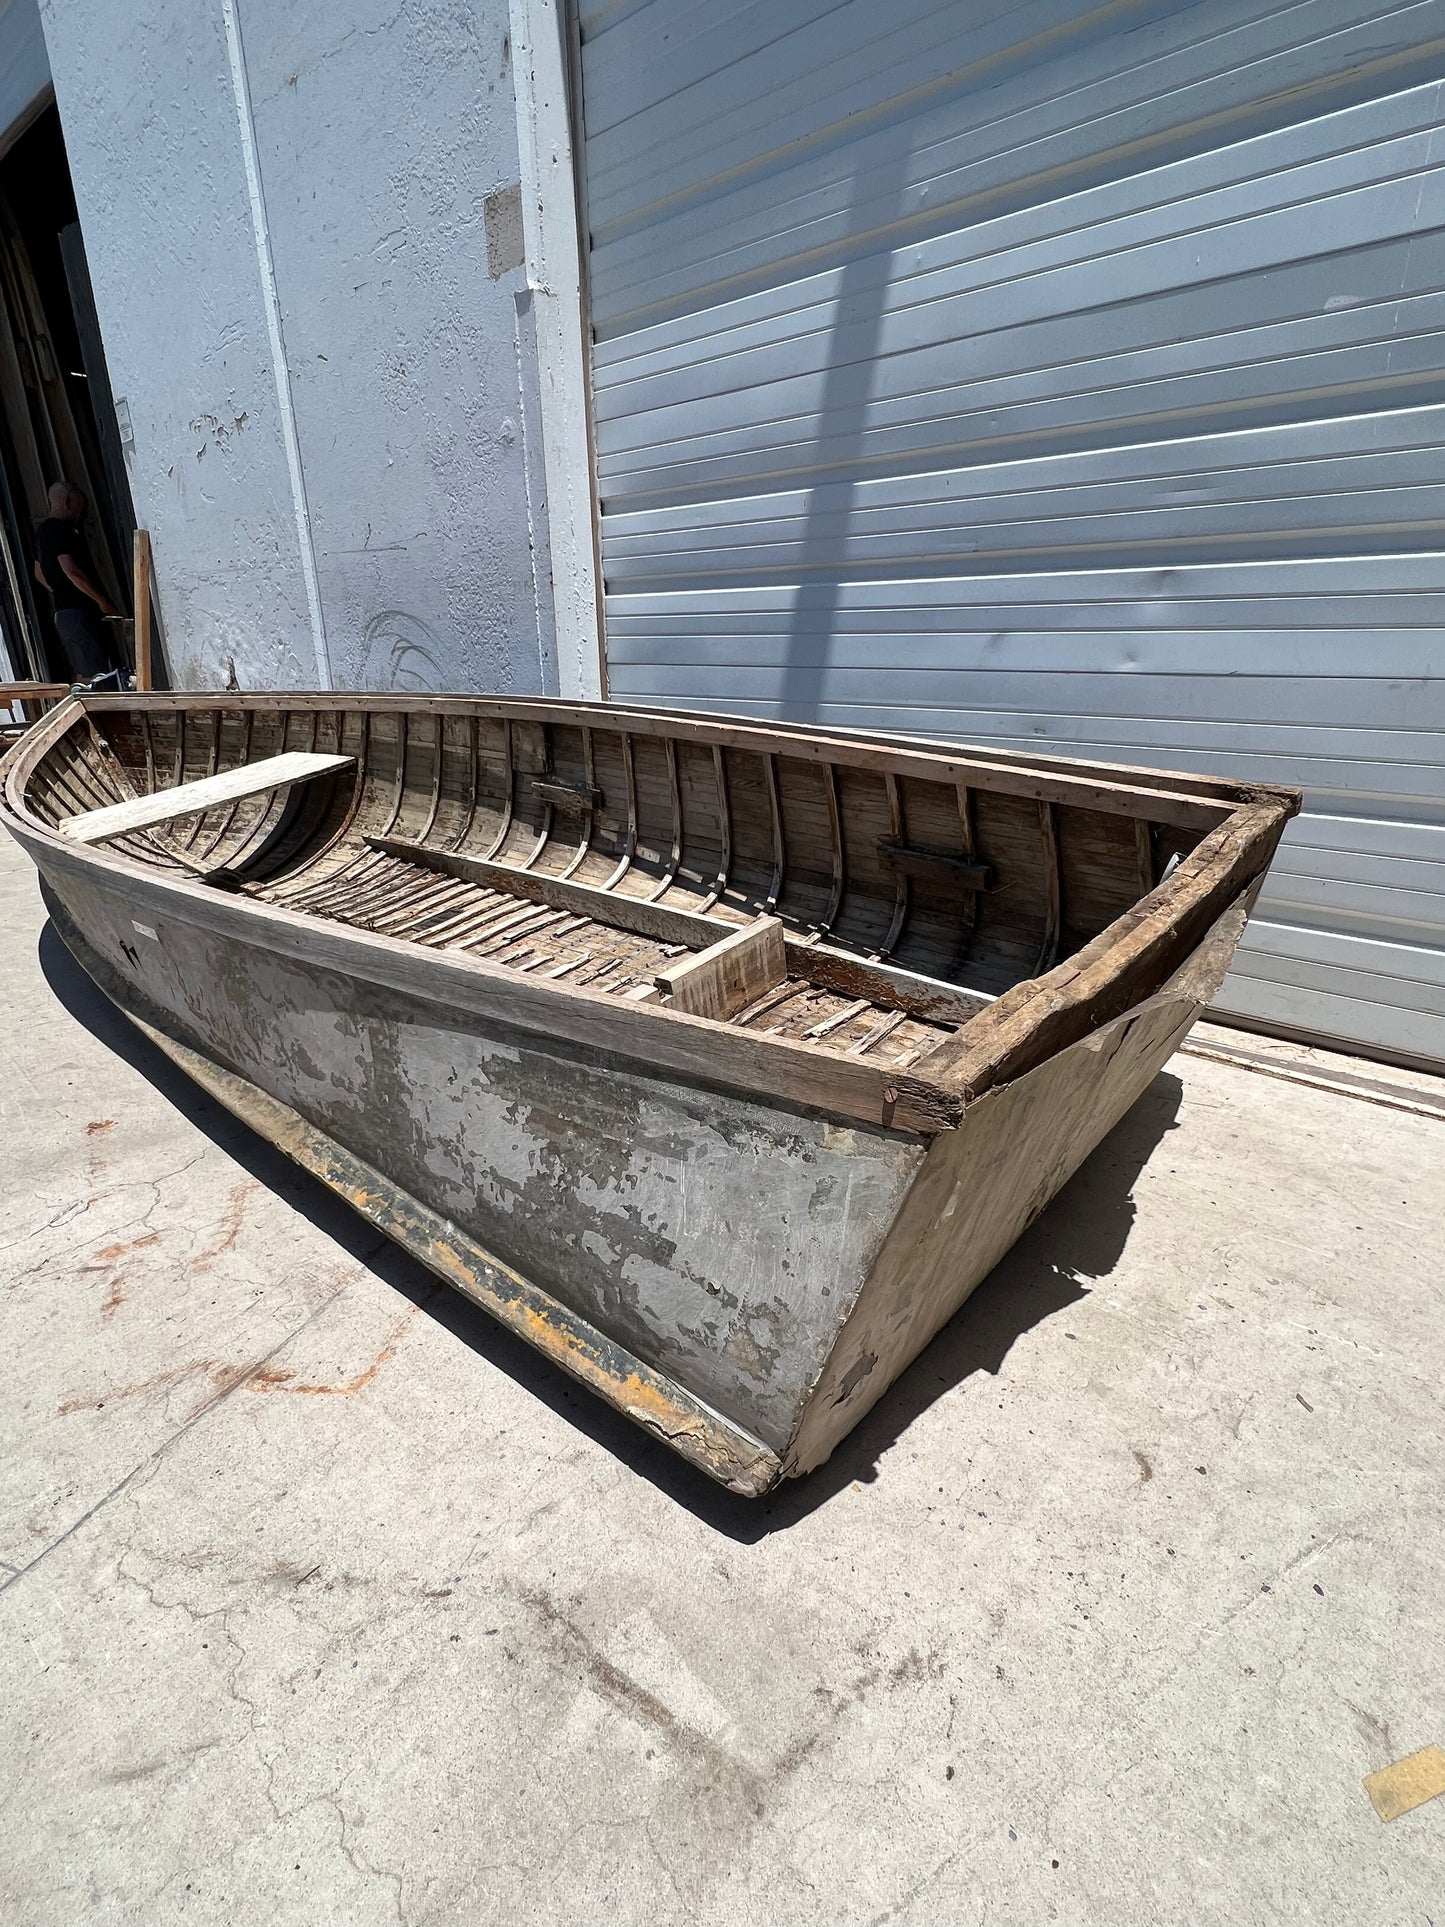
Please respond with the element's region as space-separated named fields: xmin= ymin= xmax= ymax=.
xmin=2 ymin=692 xmax=1298 ymax=1493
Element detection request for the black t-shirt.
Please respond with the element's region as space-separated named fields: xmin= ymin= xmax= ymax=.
xmin=35 ymin=517 xmax=93 ymax=613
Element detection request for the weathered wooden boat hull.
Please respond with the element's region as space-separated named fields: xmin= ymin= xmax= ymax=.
xmin=29 ymin=845 xmax=1252 ymax=1494
xmin=2 ymin=695 xmax=1296 ymax=1493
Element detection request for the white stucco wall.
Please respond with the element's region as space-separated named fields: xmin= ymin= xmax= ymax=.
xmin=39 ymin=0 xmax=564 ymax=695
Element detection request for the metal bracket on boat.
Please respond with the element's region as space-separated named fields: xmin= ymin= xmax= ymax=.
xmin=532 ymin=778 xmax=602 ymax=815
xmin=878 ymin=841 xmax=992 ymax=892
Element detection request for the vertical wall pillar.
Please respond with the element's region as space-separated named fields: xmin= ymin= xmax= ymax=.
xmin=508 ymin=0 xmax=604 ymax=703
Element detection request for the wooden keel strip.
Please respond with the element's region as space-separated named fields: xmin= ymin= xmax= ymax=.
xmin=474 ymin=906 xmax=577 ymax=957
xmin=404 ymin=885 xmax=494 ymax=936
xmin=335 ymin=850 xmax=442 ymax=915
xmin=759 ymin=987 xmax=831 ymax=1036
xmin=416 ymin=900 xmax=516 ymax=948
xmin=576 ymin=939 xmax=651 ymax=989
xmin=370 ymin=836 xmax=726 ymax=949
xmin=759 ymin=990 xmax=825 ymax=1035
xmin=412 ymin=885 xmax=541 ymax=947
xmin=328 ymin=857 xmax=431 ymax=919
xmin=324 ymin=862 xmax=413 ymax=923
xmin=455 ymin=901 xmax=562 ymax=953
xmin=348 ymin=859 xmax=466 ymax=924
xmin=543 ymin=951 xmax=595 ymax=978
xmin=284 ymin=848 xmax=373 ymax=912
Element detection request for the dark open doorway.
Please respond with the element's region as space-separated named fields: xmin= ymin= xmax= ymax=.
xmin=0 ymin=103 xmax=148 ymax=684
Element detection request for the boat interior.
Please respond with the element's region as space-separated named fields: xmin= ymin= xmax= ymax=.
xmin=21 ymin=696 xmax=1231 ymax=1077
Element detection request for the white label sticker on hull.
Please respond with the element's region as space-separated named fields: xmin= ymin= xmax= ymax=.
xmin=132 ymin=922 xmax=158 ymax=941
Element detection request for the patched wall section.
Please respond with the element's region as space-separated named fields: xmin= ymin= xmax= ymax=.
xmin=40 ymin=0 xmax=557 ymax=696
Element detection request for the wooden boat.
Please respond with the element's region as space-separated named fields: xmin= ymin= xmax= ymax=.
xmin=1 ymin=693 xmax=1298 ymax=1494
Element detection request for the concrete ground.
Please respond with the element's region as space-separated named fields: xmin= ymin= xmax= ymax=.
xmin=1 ymin=830 xmax=1441 ymax=1927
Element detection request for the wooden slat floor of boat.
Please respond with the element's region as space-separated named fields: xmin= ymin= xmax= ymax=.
xmin=262 ymin=855 xmax=956 ymax=1070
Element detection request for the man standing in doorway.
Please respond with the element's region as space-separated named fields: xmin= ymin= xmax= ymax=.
xmin=32 ymin=481 xmax=121 ymax=683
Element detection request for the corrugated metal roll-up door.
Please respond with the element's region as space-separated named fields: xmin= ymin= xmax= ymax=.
xmin=0 ymin=0 xmax=48 ymax=156
xmin=574 ymin=0 xmax=1445 ymax=1067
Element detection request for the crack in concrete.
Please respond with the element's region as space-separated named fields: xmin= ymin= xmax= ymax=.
xmin=864 ymin=1848 xmax=963 ymax=1927
xmin=0 ymin=1281 xmax=354 ymax=1598
xmin=0 ymin=1153 xmax=208 ymax=1264
xmin=325 ymin=1793 xmax=408 ymax=1926
xmin=112 ymin=1542 xmax=305 ymax=1834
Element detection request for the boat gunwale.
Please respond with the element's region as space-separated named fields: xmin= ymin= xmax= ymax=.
xmin=58 ymin=690 xmax=1251 ymax=830
xmin=1 ymin=695 xmax=1298 ymax=1131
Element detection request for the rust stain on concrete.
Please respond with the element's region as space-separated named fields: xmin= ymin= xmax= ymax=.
xmin=59 ymin=1360 xmax=198 ymax=1415
xmin=192 ymin=1180 xmax=262 ymax=1273
xmin=252 ymin=1346 xmax=395 ymax=1399
xmin=76 ymin=1231 xmax=164 ymax=1324
xmin=88 ymin=1232 xmax=161 ymax=1267
xmin=58 ymin=1309 xmax=419 ymax=1416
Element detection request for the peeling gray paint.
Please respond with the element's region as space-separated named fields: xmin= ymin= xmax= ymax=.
xmin=485 ymin=183 xmax=526 ymax=278
xmin=54 ymin=866 xmax=926 ymax=1451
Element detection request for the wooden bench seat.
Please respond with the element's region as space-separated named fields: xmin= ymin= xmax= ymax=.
xmin=61 ymin=751 xmax=355 ymax=846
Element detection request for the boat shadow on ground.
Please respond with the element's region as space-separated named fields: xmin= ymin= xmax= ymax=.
xmin=41 ymin=920 xmax=1184 ymax=1545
